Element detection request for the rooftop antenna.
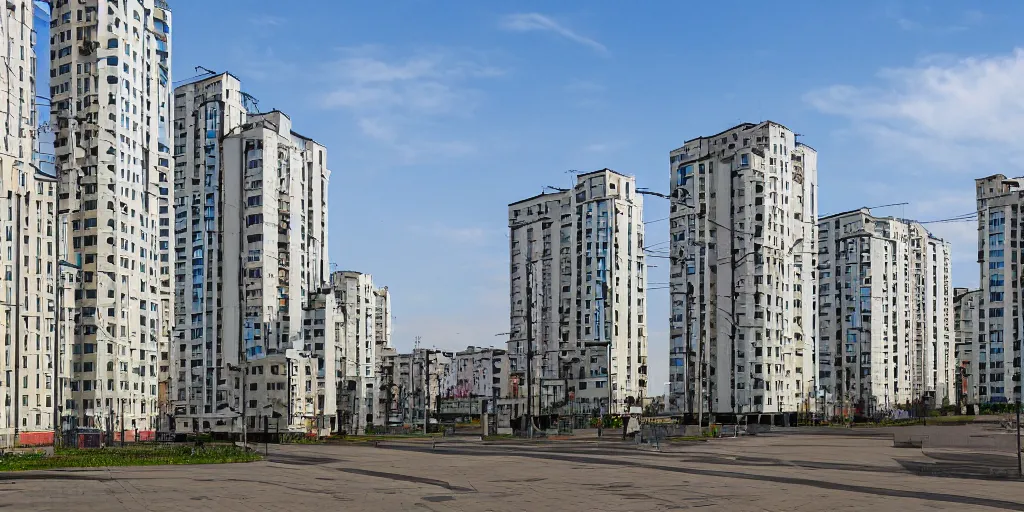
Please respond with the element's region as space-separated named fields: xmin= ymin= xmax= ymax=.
xmin=195 ymin=65 xmax=217 ymax=76
xmin=414 ymin=336 xmax=421 ymax=350
xmin=566 ymin=169 xmax=578 ymax=189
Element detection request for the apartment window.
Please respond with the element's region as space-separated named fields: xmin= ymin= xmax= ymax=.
xmin=990 ymin=273 xmax=1005 ymax=287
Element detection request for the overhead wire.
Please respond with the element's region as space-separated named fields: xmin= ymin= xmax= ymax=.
xmin=918 ymin=211 xmax=978 ymax=224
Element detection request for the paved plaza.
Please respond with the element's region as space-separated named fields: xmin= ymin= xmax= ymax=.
xmin=1 ymin=432 xmax=1022 ymax=511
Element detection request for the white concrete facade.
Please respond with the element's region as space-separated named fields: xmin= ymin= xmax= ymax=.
xmin=818 ymin=208 xmax=953 ymax=416
xmin=974 ymin=174 xmax=1023 ymax=405
xmin=380 ymin=348 xmax=452 ymax=428
xmin=169 ymin=71 xmax=331 ymax=433
xmin=50 ymin=0 xmax=173 ymax=438
xmin=509 ymin=169 xmax=649 ymax=416
xmin=331 ymin=271 xmax=390 ymax=433
xmin=668 ymin=121 xmax=817 ymax=420
xmin=1 ymin=1 xmax=58 ymax=447
xmin=169 ymin=72 xmax=244 ymax=433
xmin=953 ymin=287 xmax=981 ymax=406
xmin=444 ymin=346 xmax=508 ymax=403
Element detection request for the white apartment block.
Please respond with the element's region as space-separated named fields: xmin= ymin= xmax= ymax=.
xmin=953 ymin=287 xmax=981 ymax=407
xmin=170 ymin=71 xmax=330 ymax=434
xmin=0 ymin=166 xmax=75 ymax=448
xmin=372 ymin=284 xmax=391 ymax=424
xmin=818 ymin=208 xmax=953 ymax=416
xmin=2 ymin=1 xmax=79 ymax=449
xmin=975 ymin=174 xmax=1024 ymax=405
xmin=444 ymin=346 xmax=508 ymax=404
xmin=509 ymin=169 xmax=648 ymax=416
xmin=307 ymin=271 xmax=391 ymax=434
xmin=50 ymin=0 xmax=173 ymax=438
xmin=380 ymin=348 xmax=452 ymax=428
xmin=668 ymin=122 xmax=817 ymax=423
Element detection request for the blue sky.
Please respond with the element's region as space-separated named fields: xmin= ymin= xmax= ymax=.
xmin=43 ymin=1 xmax=1024 ymax=392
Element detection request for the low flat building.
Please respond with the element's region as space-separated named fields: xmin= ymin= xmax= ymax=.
xmin=380 ymin=349 xmax=452 ymax=429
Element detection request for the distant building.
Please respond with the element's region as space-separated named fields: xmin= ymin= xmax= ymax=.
xmin=975 ymin=174 xmax=1023 ymax=405
xmin=170 ymin=72 xmax=330 ymax=434
xmin=818 ymin=208 xmax=953 ymax=415
xmin=329 ymin=271 xmax=390 ymax=432
xmin=668 ymin=121 xmax=817 ymax=422
xmin=380 ymin=349 xmax=452 ymax=427
xmin=953 ymin=287 xmax=981 ymax=407
xmin=444 ymin=346 xmax=508 ymax=404
xmin=508 ymin=169 xmax=649 ymax=416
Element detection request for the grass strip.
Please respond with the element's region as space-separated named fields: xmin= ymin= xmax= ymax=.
xmin=0 ymin=445 xmax=261 ymax=471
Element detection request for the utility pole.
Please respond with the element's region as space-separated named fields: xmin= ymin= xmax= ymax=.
xmin=685 ymin=284 xmax=693 ymax=419
xmin=730 ymin=161 xmax=737 ymax=426
xmin=1016 ymin=398 xmax=1021 ymax=479
xmin=53 ymin=113 xmax=81 ymax=448
xmin=1016 ymin=373 xmax=1022 ymax=479
xmin=696 ymin=308 xmax=703 ymax=429
xmin=525 ymin=261 xmax=534 ymax=438
xmin=423 ymin=350 xmax=430 ymax=435
xmin=12 ymin=191 xmax=21 ymax=443
xmin=242 ymin=362 xmax=248 ymax=449
xmin=120 ymin=399 xmax=125 ymax=447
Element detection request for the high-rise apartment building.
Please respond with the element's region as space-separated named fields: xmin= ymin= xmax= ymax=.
xmin=329 ymin=271 xmax=391 ymax=432
xmin=817 ymin=208 xmax=952 ymax=416
xmin=169 ymin=72 xmax=330 ymax=434
xmin=508 ymin=169 xmax=648 ymax=416
xmin=300 ymin=271 xmax=392 ymax=434
xmin=953 ymin=287 xmax=981 ymax=407
xmin=0 ymin=1 xmax=77 ymax=447
xmin=975 ymin=174 xmax=1023 ymax=405
xmin=668 ymin=122 xmax=817 ymax=423
xmin=50 ymin=0 xmax=173 ymax=438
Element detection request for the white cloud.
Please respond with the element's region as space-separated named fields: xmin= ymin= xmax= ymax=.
xmin=357 ymin=117 xmax=398 ymax=142
xmin=883 ymin=5 xmax=984 ymax=33
xmin=806 ymin=48 xmax=1024 ymax=173
xmin=500 ymin=13 xmax=607 ymax=54
xmin=322 ymin=48 xmax=501 ymax=116
xmin=318 ymin=47 xmax=502 ymax=163
xmin=249 ymin=15 xmax=286 ymax=27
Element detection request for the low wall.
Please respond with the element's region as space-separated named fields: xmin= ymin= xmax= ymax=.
xmin=890 ymin=425 xmax=1020 ymax=453
xmin=17 ymin=431 xmax=54 ymax=447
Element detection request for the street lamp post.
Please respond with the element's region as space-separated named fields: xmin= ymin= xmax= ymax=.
xmin=1017 ymin=396 xmax=1021 ymax=479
